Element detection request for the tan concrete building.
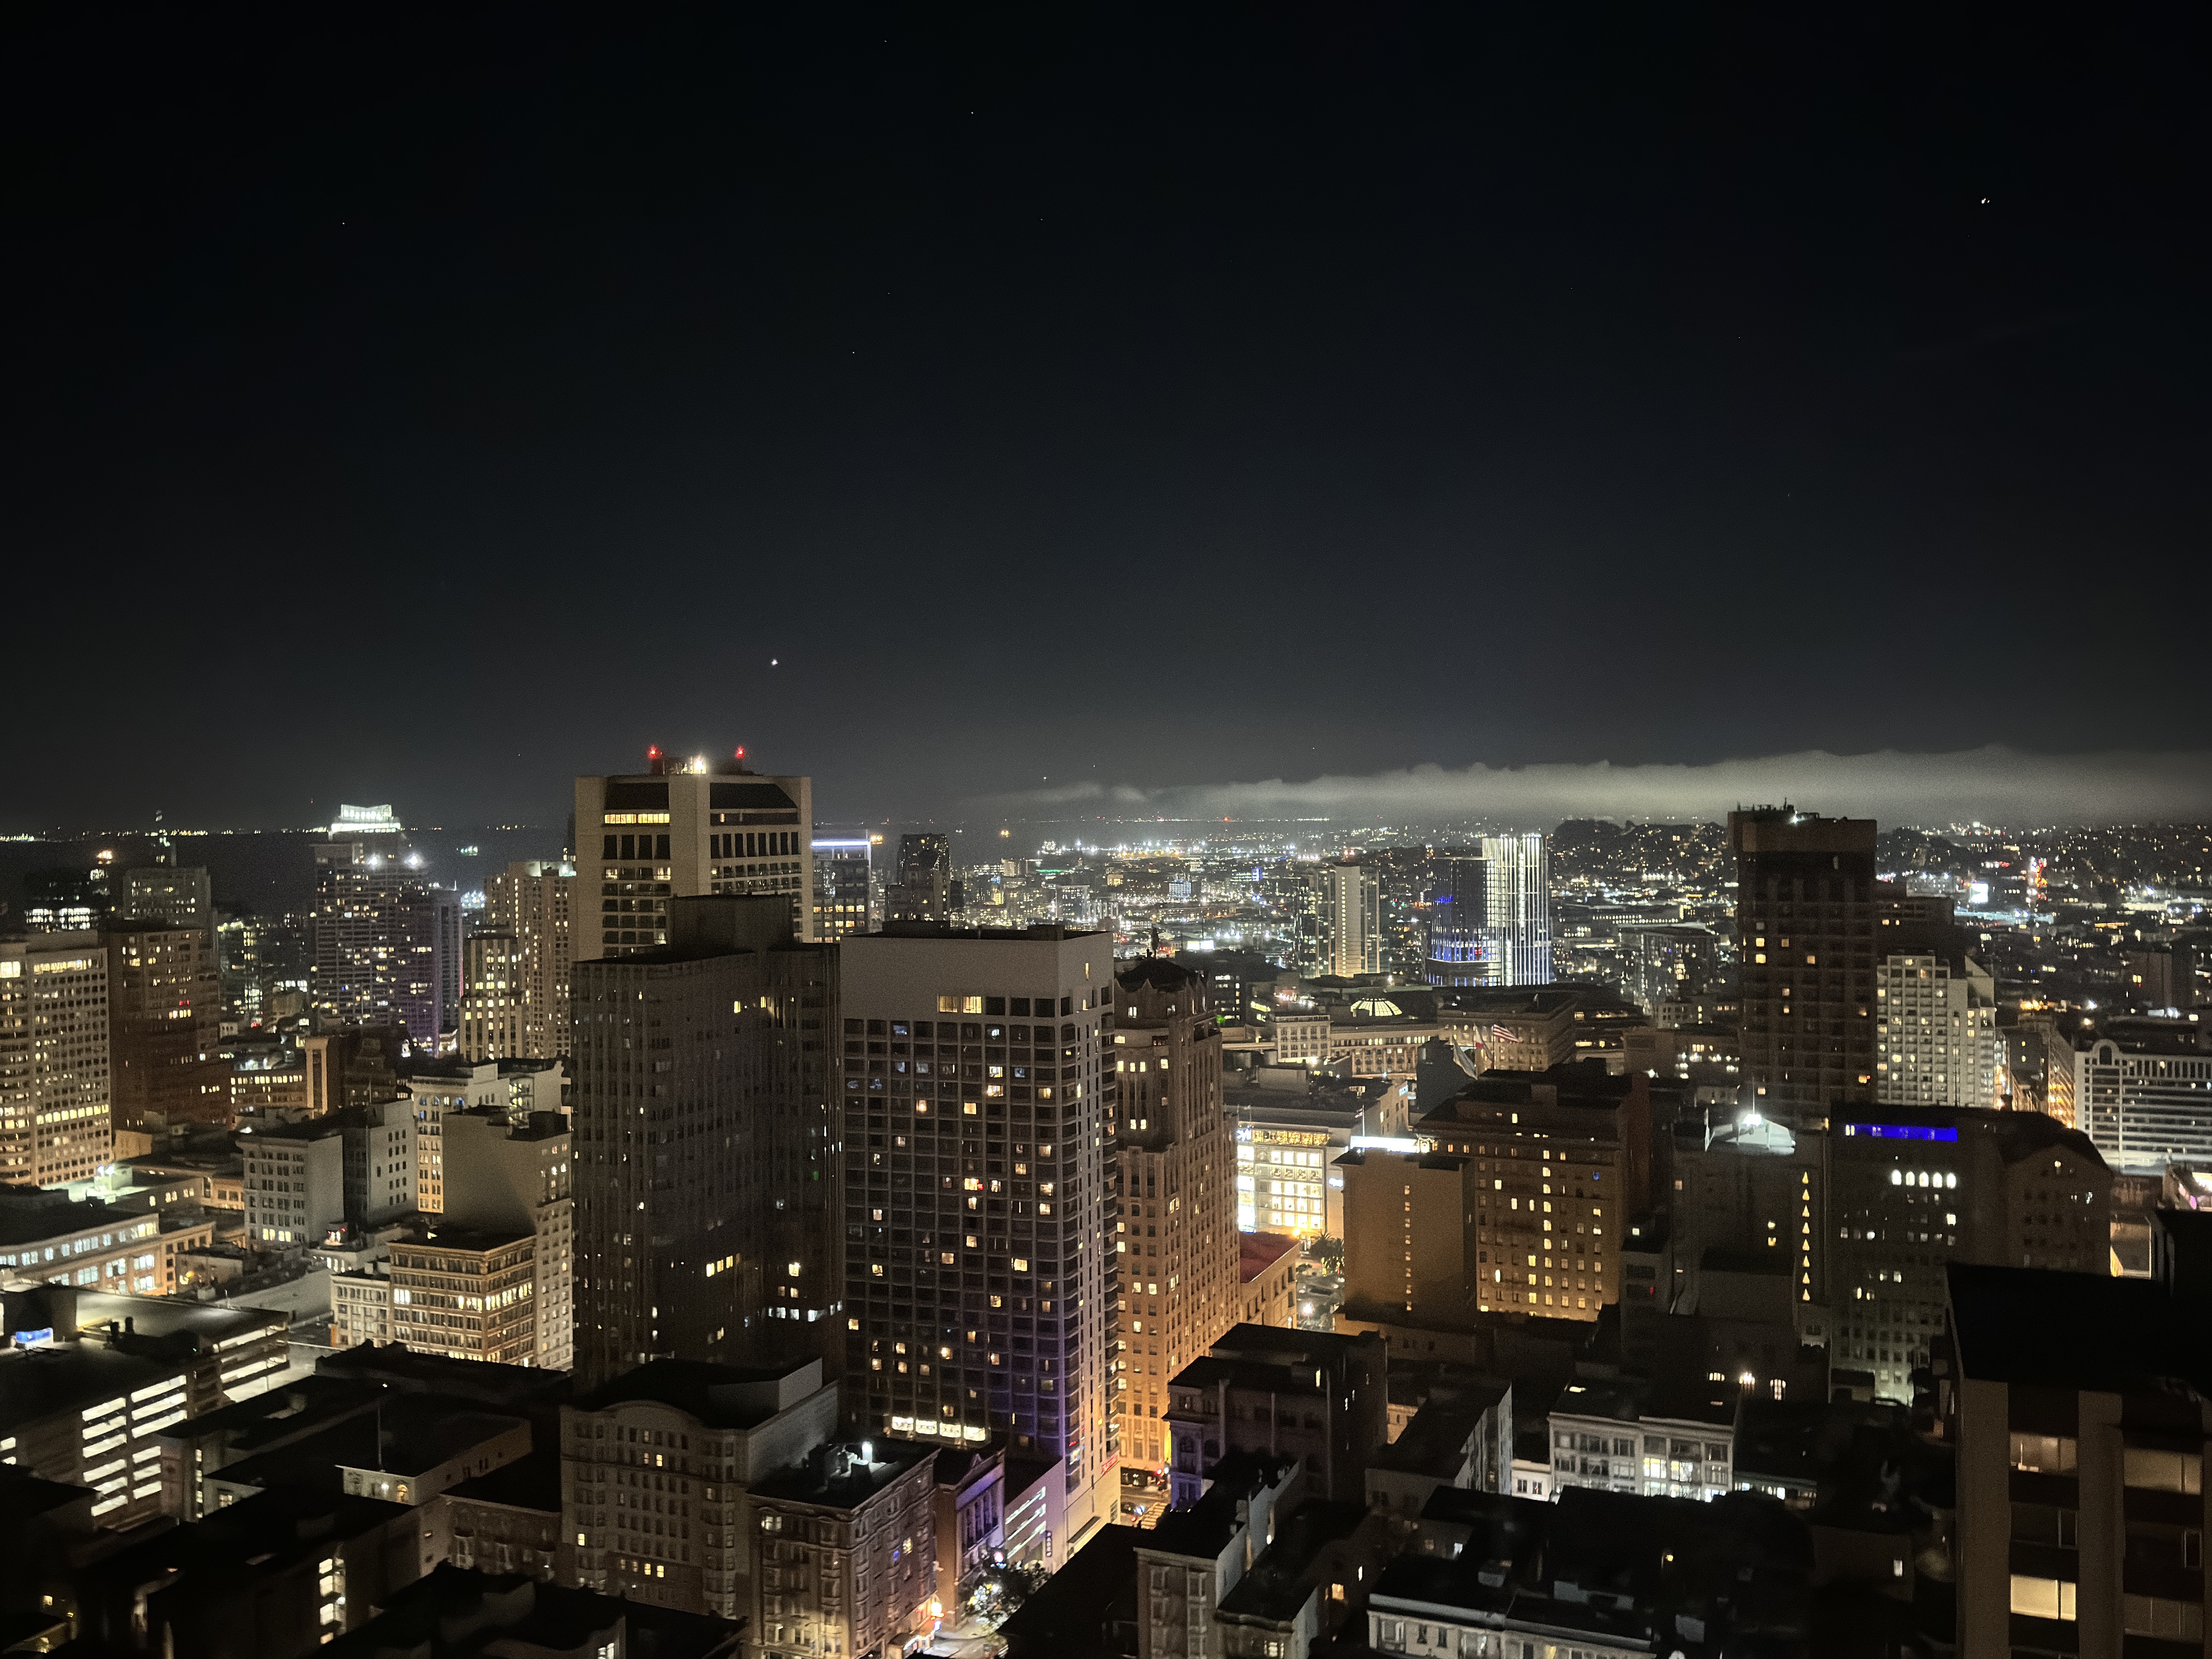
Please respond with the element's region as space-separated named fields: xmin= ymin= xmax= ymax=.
xmin=1436 ymin=988 xmax=1583 ymax=1074
xmin=229 ymin=1053 xmax=307 ymax=1119
xmin=400 ymin=1056 xmax=567 ymax=1216
xmin=459 ymin=930 xmax=526 ymax=1064
xmin=1877 ymin=945 xmax=2000 ymax=1109
xmin=386 ymin=1227 xmax=540 ymax=1364
xmin=442 ymin=1108 xmax=573 ymax=1370
xmin=1338 ymin=1147 xmax=1482 ymax=1326
xmin=1409 ymin=1064 xmax=1653 ymax=1324
xmin=575 ymin=752 xmax=814 ymax=959
xmin=1310 ymin=859 xmax=1381 ymax=979
xmin=1945 ymin=1256 xmax=2212 ymax=1659
xmin=1268 ymin=1008 xmax=1330 ymax=1067
xmin=1238 ymin=1231 xmax=1300 ymax=1329
xmin=561 ymin=1355 xmax=840 ymax=1620
xmin=1111 ymin=956 xmax=1241 ymax=1468
xmin=466 ymin=859 xmax=574 ymax=1060
xmin=751 ymin=1440 xmax=939 ymax=1659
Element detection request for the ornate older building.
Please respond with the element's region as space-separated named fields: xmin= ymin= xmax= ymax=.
xmin=1110 ymin=955 xmax=1239 ymax=1472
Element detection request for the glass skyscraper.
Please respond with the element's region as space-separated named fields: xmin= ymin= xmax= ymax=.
xmin=1423 ymin=833 xmax=1552 ymax=987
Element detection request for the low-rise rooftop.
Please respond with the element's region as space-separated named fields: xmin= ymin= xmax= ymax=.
xmin=749 ymin=1439 xmax=935 ymax=1511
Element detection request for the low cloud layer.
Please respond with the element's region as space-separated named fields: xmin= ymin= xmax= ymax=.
xmin=968 ymin=747 xmax=2212 ymax=828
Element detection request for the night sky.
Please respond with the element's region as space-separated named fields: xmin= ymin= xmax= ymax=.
xmin=9 ymin=7 xmax=2208 ymax=831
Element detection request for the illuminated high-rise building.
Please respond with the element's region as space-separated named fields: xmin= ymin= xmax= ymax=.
xmin=1107 ymin=956 xmax=1239 ymax=1469
xmin=309 ymin=806 xmax=447 ymax=1046
xmin=462 ymin=859 xmax=573 ymax=1060
xmin=442 ymin=1107 xmax=574 ymax=1369
xmin=1875 ymin=945 xmax=2000 ymax=1109
xmin=1729 ymin=807 xmax=1878 ymax=1128
xmin=812 ymin=838 xmax=875 ymax=939
xmin=2075 ymin=1022 xmax=2212 ymax=1172
xmin=459 ymin=931 xmax=525 ymax=1062
xmin=570 ymin=896 xmax=837 ymax=1386
xmin=1423 ymin=836 xmax=1552 ymax=987
xmin=1308 ymin=858 xmax=1380 ymax=978
xmin=1396 ymin=1065 xmax=1653 ymax=1325
xmin=1479 ymin=833 xmax=1551 ymax=985
xmin=574 ymin=749 xmax=815 ymax=960
xmin=0 ymin=934 xmax=112 ymax=1187
xmin=837 ymin=924 xmax=1113 ymax=1531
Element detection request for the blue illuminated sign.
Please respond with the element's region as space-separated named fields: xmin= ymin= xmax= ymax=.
xmin=1842 ymin=1123 xmax=1958 ymax=1142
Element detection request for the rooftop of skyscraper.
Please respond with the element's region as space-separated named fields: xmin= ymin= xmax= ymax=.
xmin=574 ymin=1355 xmax=827 ymax=1430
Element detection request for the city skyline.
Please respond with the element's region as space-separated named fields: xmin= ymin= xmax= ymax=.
xmin=6 ymin=739 xmax=2212 ymax=843
xmin=6 ymin=12 xmax=2212 ymax=1657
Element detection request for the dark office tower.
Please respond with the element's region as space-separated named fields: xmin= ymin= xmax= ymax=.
xmin=838 ymin=924 xmax=1114 ymax=1535
xmin=432 ymin=888 xmax=464 ymax=1040
xmin=1107 ymin=956 xmax=1238 ymax=1469
xmin=21 ymin=866 xmax=110 ymax=932
xmin=575 ymin=749 xmax=816 ymax=960
xmin=1423 ymin=853 xmax=1492 ymax=986
xmin=569 ymin=896 xmax=836 ymax=1387
xmin=115 ymin=865 xmax=213 ymax=938
xmin=106 ymin=924 xmax=226 ymax=1133
xmin=883 ymin=835 xmax=954 ymax=923
xmin=1728 ymin=807 xmax=1879 ymax=1127
xmin=310 ymin=806 xmax=443 ymax=1046
xmin=811 ymin=838 xmax=875 ymax=939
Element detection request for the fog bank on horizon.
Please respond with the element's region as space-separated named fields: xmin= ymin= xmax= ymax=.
xmin=968 ymin=747 xmax=2212 ymax=830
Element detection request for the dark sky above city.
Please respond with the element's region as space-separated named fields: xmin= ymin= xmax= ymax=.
xmin=8 ymin=7 xmax=2208 ymax=832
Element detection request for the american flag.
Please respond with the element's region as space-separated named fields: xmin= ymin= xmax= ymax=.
xmin=1491 ymin=1023 xmax=1514 ymax=1043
